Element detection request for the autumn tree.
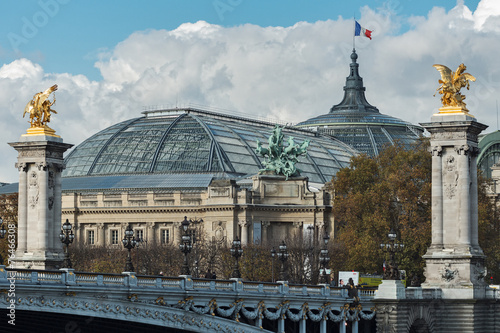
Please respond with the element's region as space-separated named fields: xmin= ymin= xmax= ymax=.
xmin=330 ymin=139 xmax=433 ymax=282
xmin=0 ymin=194 xmax=18 ymax=266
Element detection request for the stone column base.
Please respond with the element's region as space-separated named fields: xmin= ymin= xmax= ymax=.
xmin=11 ymin=251 xmax=64 ymax=270
xmin=375 ymin=279 xmax=406 ymax=299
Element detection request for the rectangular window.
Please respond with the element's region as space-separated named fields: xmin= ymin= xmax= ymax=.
xmin=136 ymin=229 xmax=144 ymax=242
xmin=161 ymin=229 xmax=170 ymax=244
xmin=88 ymin=230 xmax=95 ymax=245
xmin=111 ymin=230 xmax=118 ymax=245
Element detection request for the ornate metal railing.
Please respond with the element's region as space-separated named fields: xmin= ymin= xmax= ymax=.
xmin=0 ymin=266 xmax=366 ymax=299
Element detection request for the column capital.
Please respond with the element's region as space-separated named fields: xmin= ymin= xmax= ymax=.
xmin=429 ymin=145 xmax=442 ymax=157
xmin=36 ymin=161 xmax=48 ymax=171
xmin=292 ymin=221 xmax=303 ymax=228
xmin=238 ymin=220 xmax=250 ymax=227
xmin=15 ymin=162 xmax=28 ymax=172
xmin=454 ymin=144 xmax=470 ymax=155
xmin=261 ymin=221 xmax=270 ymax=229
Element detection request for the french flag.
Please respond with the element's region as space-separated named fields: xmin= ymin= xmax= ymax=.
xmin=355 ymin=21 xmax=372 ymax=40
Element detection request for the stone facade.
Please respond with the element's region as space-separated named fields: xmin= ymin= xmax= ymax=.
xmin=9 ymin=134 xmax=73 ymax=269
xmin=62 ymin=175 xmax=333 ymax=248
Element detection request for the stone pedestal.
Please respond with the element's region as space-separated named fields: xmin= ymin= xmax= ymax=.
xmin=375 ymin=279 xmax=406 ymax=299
xmin=420 ymin=109 xmax=488 ymax=298
xmin=9 ymin=133 xmax=73 ymax=270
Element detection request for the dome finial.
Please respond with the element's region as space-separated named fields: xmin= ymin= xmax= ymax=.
xmin=351 ymin=49 xmax=358 ymax=63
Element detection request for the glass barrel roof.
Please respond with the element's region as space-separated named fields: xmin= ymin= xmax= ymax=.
xmin=63 ymin=108 xmax=358 ymax=184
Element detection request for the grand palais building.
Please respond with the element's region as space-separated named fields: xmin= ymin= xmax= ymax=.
xmin=1 ymin=50 xmax=430 ymax=247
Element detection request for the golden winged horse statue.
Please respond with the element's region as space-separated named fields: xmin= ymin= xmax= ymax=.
xmin=433 ymin=64 xmax=475 ymax=110
xmin=23 ymin=84 xmax=58 ymax=128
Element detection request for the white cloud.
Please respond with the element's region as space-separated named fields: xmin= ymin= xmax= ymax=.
xmin=1 ymin=0 xmax=500 ymax=183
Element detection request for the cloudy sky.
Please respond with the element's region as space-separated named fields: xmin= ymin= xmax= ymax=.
xmin=1 ymin=0 xmax=499 ymax=183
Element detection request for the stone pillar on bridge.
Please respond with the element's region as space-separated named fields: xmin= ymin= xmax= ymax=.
xmin=420 ymin=105 xmax=488 ymax=299
xmin=9 ymin=128 xmax=73 ymax=270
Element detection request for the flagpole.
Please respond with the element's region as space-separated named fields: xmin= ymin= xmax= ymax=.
xmin=353 ymin=16 xmax=356 ymax=51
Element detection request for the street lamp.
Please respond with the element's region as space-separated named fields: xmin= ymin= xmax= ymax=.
xmin=277 ymin=240 xmax=289 ymax=281
xmin=380 ymin=228 xmax=404 ymax=280
xmin=0 ymin=217 xmax=6 ymax=239
xmin=59 ymin=219 xmax=75 ymax=268
xmin=122 ymin=225 xmax=137 ymax=272
xmin=319 ymin=233 xmax=330 ymax=284
xmin=230 ymin=236 xmax=243 ymax=278
xmin=179 ymin=216 xmax=193 ymax=275
xmin=270 ymin=247 xmax=276 ymax=282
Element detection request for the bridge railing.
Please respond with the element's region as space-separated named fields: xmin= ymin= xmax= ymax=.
xmin=0 ymin=266 xmax=368 ymax=299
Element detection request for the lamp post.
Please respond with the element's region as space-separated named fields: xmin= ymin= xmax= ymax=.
xmin=179 ymin=216 xmax=193 ymax=275
xmin=59 ymin=219 xmax=75 ymax=268
xmin=122 ymin=225 xmax=137 ymax=272
xmin=380 ymin=228 xmax=404 ymax=280
xmin=319 ymin=233 xmax=330 ymax=284
xmin=270 ymin=247 xmax=276 ymax=283
xmin=0 ymin=217 xmax=6 ymax=239
xmin=277 ymin=240 xmax=289 ymax=281
xmin=230 ymin=236 xmax=243 ymax=278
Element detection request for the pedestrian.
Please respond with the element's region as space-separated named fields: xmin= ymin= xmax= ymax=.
xmin=339 ymin=279 xmax=344 ymax=287
xmin=205 ymin=270 xmax=211 ymax=279
xmin=347 ymin=278 xmax=360 ymax=303
xmin=212 ymin=272 xmax=217 ymax=280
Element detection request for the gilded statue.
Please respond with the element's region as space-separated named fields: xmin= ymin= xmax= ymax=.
xmin=256 ymin=125 xmax=309 ymax=179
xmin=23 ymin=84 xmax=58 ymax=128
xmin=433 ymin=64 xmax=475 ymax=110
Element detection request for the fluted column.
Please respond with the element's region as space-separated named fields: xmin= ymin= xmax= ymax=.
xmin=97 ymin=223 xmax=105 ymax=246
xmin=456 ymin=145 xmax=471 ymax=247
xmin=51 ymin=164 xmax=64 ymax=252
xmin=261 ymin=221 xmax=270 ymax=245
xmin=16 ymin=163 xmax=28 ymax=254
xmin=292 ymin=221 xmax=303 ymax=240
xmin=37 ymin=162 xmax=48 ymax=253
xmin=470 ymin=147 xmax=480 ymax=250
xmin=238 ymin=220 xmax=249 ymax=246
xmin=430 ymin=145 xmax=443 ymax=248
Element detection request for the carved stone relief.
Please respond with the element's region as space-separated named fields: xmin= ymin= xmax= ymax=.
xmin=28 ymin=171 xmax=39 ymax=209
xmin=443 ymin=155 xmax=458 ymax=199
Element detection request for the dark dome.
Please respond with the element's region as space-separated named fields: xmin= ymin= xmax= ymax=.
xmin=63 ymin=108 xmax=358 ymax=184
xmin=295 ymin=49 xmax=423 ymax=156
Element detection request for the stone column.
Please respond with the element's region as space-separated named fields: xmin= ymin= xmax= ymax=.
xmin=97 ymin=223 xmax=105 ymax=246
xmin=430 ymin=145 xmax=443 ymax=248
xmin=146 ymin=222 xmax=155 ymax=245
xmin=238 ymin=220 xmax=249 ymax=246
xmin=37 ymin=162 xmax=48 ymax=253
xmin=292 ymin=221 xmax=303 ymax=240
xmin=469 ymin=147 xmax=481 ymax=250
xmin=173 ymin=222 xmax=182 ymax=245
xmin=456 ymin=145 xmax=471 ymax=247
xmin=16 ymin=163 xmax=28 ymax=254
xmin=261 ymin=221 xmax=270 ymax=245
xmin=51 ymin=164 xmax=64 ymax=252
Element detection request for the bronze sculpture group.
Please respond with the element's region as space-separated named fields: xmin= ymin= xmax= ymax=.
xmin=256 ymin=125 xmax=309 ymax=179
xmin=23 ymin=84 xmax=58 ymax=128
